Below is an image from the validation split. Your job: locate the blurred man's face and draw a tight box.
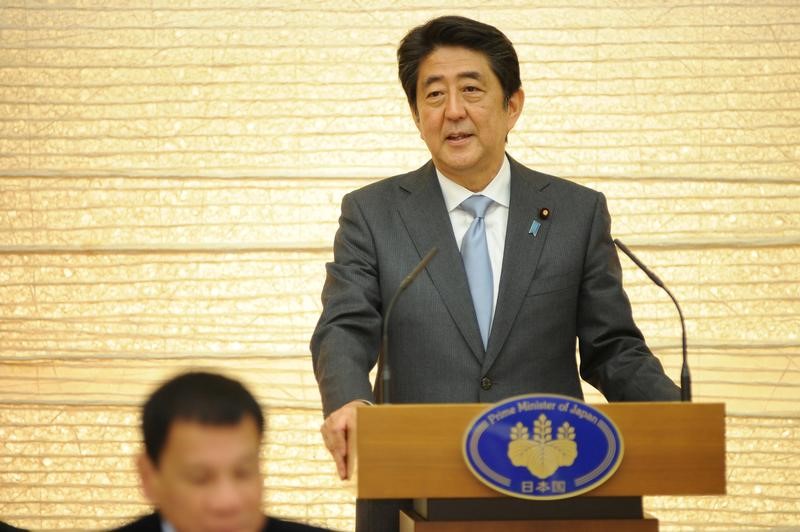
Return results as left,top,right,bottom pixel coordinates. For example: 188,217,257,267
138,417,264,532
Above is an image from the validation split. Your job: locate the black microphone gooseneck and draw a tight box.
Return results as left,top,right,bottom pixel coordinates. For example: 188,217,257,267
379,247,438,404
613,239,691,402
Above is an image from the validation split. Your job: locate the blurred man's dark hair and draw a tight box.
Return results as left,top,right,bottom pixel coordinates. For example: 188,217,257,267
142,371,265,466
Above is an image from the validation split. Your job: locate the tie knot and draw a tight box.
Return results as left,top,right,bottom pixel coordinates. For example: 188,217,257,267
460,194,493,219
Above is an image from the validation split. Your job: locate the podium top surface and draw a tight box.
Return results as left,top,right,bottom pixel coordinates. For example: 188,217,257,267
353,402,725,499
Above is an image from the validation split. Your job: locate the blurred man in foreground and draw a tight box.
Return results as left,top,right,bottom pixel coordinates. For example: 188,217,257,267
115,371,329,532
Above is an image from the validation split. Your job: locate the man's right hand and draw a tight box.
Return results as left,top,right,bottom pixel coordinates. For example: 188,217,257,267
320,399,364,480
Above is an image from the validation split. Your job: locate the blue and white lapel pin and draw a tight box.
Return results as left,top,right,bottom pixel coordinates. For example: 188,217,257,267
529,207,550,237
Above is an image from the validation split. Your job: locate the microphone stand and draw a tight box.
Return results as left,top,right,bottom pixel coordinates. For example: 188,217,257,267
614,239,691,402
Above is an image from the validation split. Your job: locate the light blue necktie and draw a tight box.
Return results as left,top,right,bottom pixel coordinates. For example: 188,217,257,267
460,195,494,349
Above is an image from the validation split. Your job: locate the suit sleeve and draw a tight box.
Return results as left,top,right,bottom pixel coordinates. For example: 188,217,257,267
310,192,382,417
576,193,681,401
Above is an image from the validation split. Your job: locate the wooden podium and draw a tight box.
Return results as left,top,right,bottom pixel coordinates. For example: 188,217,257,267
351,402,725,531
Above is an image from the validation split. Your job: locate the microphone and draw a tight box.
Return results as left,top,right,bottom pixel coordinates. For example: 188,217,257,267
379,247,438,404
614,239,691,402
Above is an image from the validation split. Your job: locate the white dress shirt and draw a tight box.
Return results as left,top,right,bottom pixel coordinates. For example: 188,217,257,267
436,155,510,323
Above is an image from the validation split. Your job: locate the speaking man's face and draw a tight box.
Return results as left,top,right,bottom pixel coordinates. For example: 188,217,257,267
138,417,264,532
413,46,523,190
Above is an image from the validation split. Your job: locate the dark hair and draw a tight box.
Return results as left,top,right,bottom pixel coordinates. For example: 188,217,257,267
398,15,521,113
142,371,265,465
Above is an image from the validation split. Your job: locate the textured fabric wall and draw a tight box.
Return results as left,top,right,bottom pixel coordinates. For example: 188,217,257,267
1,1,798,530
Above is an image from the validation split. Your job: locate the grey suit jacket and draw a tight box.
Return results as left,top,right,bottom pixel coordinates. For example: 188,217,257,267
311,155,680,417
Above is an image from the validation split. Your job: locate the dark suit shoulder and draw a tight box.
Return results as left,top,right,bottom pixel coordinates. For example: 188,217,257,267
264,516,331,531
508,156,601,200
109,512,161,532
346,160,435,201
0,521,30,532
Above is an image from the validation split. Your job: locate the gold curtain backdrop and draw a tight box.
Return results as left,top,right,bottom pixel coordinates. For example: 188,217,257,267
1,1,798,529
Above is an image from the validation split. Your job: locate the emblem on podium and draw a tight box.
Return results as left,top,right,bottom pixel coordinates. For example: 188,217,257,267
463,394,624,500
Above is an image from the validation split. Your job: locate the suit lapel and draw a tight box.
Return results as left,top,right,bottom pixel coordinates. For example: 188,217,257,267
397,162,487,362
484,157,552,370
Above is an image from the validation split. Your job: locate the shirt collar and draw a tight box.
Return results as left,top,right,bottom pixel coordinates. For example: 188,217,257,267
436,154,511,212
161,519,176,532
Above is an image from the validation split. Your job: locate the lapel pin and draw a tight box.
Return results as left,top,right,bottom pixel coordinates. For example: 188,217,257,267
529,207,550,237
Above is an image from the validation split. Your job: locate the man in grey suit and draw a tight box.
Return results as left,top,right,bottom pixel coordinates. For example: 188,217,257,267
311,15,680,531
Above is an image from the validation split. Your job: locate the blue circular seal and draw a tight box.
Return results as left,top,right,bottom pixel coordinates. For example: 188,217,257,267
462,394,624,500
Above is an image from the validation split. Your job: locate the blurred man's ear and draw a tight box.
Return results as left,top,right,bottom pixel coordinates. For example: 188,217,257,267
137,453,160,505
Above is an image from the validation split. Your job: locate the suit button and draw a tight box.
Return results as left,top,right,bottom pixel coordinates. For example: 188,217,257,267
480,377,492,390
